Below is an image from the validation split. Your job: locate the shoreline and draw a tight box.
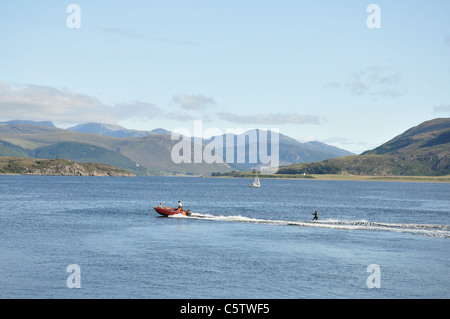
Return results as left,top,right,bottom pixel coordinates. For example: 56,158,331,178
207,173,450,183
307,174,450,183
1,172,449,183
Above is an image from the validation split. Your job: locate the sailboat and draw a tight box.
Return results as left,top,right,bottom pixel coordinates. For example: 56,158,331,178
249,173,261,187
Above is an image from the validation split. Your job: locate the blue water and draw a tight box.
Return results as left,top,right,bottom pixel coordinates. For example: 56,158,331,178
0,176,449,299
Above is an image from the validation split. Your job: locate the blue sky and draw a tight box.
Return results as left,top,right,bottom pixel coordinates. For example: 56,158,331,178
1,1,449,153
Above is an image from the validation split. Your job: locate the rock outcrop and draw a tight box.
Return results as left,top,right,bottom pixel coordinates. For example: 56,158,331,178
0,157,135,176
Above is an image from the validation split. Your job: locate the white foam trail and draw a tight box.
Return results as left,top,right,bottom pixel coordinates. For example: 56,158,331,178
176,213,450,238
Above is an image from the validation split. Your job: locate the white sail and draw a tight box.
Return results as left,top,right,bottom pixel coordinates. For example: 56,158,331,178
249,174,261,187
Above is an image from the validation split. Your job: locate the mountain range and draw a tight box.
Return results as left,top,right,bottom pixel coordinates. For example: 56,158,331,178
0,121,353,175
277,118,450,176
67,122,171,138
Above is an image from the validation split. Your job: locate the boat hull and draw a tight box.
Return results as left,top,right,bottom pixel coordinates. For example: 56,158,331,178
154,206,191,217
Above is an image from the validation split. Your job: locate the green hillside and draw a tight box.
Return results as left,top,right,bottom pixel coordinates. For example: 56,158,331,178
0,124,232,175
7,119,446,177
363,118,450,155
0,140,31,158
31,142,147,175
278,151,449,176
115,134,233,175
277,118,450,176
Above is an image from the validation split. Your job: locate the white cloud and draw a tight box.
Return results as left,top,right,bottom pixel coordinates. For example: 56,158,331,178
172,93,216,110
323,137,354,145
0,81,163,124
322,137,373,154
217,112,322,125
115,100,163,118
346,80,369,96
297,135,318,143
166,111,196,121
323,82,341,91
326,66,404,99
434,104,450,113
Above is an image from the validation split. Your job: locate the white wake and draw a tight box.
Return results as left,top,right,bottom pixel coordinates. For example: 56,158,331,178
169,212,450,238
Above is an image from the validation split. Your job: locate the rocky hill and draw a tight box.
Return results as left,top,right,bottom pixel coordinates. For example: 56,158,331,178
277,118,450,176
0,157,135,176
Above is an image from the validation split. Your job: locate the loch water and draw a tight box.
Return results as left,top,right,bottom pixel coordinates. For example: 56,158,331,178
0,175,449,299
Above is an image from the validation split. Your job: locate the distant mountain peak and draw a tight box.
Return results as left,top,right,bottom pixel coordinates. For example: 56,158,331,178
149,128,172,135
67,122,173,138
68,122,125,132
0,120,55,128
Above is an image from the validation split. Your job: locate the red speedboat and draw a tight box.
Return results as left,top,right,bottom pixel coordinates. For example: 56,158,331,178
154,206,191,217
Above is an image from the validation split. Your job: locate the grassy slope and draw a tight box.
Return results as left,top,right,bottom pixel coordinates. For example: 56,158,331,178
276,118,450,177
32,142,147,175
0,124,232,175
277,149,450,176
364,118,450,154
0,140,32,158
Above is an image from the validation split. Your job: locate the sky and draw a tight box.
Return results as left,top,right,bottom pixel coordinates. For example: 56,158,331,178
0,0,449,154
